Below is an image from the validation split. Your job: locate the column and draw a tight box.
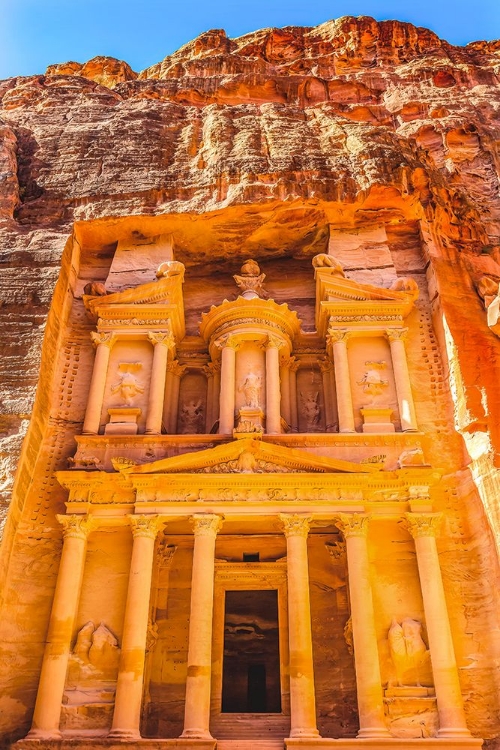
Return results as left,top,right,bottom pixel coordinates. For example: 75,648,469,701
212,362,221,429
279,514,320,738
109,515,164,739
146,331,174,435
386,328,418,431
280,355,292,428
319,357,336,432
182,514,224,739
405,513,471,737
165,360,186,434
203,363,215,433
82,332,116,434
335,514,390,738
266,335,283,435
289,358,299,432
28,515,96,739
327,329,355,433
218,336,239,434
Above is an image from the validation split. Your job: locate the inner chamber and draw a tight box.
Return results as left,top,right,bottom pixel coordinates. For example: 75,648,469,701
222,590,281,713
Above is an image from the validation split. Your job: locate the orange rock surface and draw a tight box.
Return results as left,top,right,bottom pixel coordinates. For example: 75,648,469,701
0,16,499,749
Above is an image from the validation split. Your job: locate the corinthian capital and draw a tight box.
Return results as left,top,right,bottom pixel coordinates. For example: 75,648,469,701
335,513,370,538
266,334,286,350
318,357,334,374
166,360,187,377
279,514,311,538
90,331,117,349
129,514,165,539
191,514,224,537
327,328,350,346
386,328,408,343
148,331,175,349
215,334,241,352
57,514,97,540
404,512,442,539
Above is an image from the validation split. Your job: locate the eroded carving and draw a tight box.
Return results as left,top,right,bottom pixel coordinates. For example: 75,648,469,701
357,361,389,396
233,259,266,299
239,372,262,408
180,400,204,434
312,254,345,275
300,391,321,430
388,617,429,688
111,363,144,405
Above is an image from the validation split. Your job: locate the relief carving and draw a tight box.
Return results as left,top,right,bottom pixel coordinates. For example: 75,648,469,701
388,617,429,688
312,253,345,275
68,621,121,683
156,260,185,278
357,361,389,396
180,399,204,434
111,363,144,405
239,372,262,408
300,391,321,430
233,259,266,299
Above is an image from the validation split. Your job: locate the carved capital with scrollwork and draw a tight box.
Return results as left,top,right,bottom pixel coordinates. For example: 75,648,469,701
166,360,187,378
215,334,242,352
325,540,346,560
279,514,311,538
90,331,117,349
335,513,370,538
327,328,351,346
129,514,165,540
318,357,334,374
404,512,442,539
191,513,224,537
266,334,286,351
57,514,98,540
148,331,175,349
202,361,221,378
386,327,408,343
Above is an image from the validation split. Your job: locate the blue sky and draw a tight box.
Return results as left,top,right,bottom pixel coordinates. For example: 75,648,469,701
1,0,499,80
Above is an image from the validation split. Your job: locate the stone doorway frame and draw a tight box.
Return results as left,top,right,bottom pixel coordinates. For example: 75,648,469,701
211,560,290,718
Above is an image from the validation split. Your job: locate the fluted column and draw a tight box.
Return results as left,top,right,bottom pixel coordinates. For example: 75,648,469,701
83,332,116,434
280,355,292,428
289,358,299,432
109,515,164,739
28,515,96,739
335,514,390,738
266,335,284,434
280,514,319,738
182,514,224,739
319,357,336,432
146,331,174,435
164,360,186,434
405,513,471,737
218,336,239,434
386,329,418,432
327,329,355,433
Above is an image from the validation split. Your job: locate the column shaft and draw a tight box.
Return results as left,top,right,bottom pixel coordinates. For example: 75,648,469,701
146,334,172,434
266,340,282,434
280,515,319,738
219,344,236,434
167,364,184,434
182,515,223,739
83,333,115,434
335,514,389,738
329,332,355,433
319,359,335,432
205,372,214,433
289,361,299,433
387,330,418,431
280,359,291,428
28,516,94,739
406,514,470,737
110,516,163,739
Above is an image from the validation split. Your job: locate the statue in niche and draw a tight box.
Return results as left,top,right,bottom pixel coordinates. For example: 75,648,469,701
68,621,120,684
300,391,321,430
233,259,267,299
180,400,204,433
388,617,429,687
111,363,144,405
357,361,388,397
239,372,262,408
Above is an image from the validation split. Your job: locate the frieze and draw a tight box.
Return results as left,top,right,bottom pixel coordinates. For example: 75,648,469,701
328,314,403,323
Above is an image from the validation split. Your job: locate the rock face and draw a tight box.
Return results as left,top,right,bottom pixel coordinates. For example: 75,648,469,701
0,15,500,748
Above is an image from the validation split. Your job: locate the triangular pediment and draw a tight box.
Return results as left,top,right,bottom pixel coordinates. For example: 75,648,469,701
118,438,381,475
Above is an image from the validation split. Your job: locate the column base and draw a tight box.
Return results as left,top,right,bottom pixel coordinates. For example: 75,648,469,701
107,729,141,740
357,728,392,738
339,428,356,433
438,728,473,738
289,729,321,739
180,730,214,740
25,729,63,740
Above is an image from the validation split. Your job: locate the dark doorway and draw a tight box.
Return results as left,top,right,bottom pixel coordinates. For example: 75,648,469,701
221,590,281,713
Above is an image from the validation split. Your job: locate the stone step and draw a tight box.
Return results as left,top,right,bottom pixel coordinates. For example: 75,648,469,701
216,741,285,750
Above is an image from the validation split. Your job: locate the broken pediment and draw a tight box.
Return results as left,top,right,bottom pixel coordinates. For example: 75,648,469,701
83,270,185,339
314,267,418,337
116,437,381,475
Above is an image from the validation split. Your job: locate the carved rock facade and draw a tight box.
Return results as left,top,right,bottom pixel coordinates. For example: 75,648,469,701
0,15,499,750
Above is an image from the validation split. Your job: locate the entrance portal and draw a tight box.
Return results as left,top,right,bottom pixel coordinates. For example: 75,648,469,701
221,590,281,713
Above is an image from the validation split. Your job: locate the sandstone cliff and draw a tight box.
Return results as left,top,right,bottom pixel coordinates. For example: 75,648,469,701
1,16,500,745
